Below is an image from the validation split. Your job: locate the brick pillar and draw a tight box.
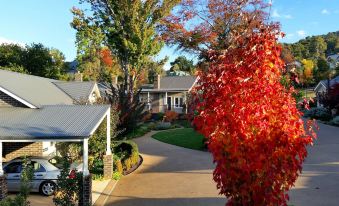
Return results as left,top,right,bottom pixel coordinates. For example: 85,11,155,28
78,175,92,206
103,154,113,179
0,175,7,200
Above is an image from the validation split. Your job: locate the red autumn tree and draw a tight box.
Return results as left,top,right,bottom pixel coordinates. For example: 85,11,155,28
192,24,316,206
161,0,269,61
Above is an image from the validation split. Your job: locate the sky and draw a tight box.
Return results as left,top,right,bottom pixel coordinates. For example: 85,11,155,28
0,0,338,70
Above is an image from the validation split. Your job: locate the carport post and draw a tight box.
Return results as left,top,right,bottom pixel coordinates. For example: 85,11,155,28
106,109,112,155
83,138,89,176
0,141,7,200
80,138,92,206
104,109,113,179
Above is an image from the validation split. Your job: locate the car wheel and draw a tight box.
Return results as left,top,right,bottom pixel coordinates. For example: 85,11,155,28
39,181,56,196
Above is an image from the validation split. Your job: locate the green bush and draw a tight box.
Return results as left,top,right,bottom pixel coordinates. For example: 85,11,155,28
153,112,164,121
155,122,172,130
303,107,332,121
331,116,339,126
112,171,122,180
112,141,139,173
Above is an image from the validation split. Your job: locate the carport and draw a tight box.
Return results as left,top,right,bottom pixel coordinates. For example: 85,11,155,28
0,105,113,205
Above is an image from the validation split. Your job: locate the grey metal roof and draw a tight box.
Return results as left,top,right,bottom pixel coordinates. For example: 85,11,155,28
0,105,110,140
53,82,96,102
159,76,197,90
0,70,73,107
315,76,339,92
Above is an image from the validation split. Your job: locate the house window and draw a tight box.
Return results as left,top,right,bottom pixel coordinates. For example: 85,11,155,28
174,97,184,108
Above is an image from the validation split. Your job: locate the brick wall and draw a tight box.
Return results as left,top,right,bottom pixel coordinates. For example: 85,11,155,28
0,176,7,200
0,91,27,107
3,142,43,162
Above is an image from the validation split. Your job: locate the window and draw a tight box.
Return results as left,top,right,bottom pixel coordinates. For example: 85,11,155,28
4,162,22,173
31,161,46,173
174,97,184,108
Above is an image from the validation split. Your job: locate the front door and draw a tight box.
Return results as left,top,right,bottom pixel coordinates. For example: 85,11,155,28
167,97,172,110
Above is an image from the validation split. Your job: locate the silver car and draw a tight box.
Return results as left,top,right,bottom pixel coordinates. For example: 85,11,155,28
3,156,60,196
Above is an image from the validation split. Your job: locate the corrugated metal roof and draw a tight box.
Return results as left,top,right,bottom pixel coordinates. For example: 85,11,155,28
160,76,197,90
53,82,96,102
0,105,110,140
0,70,73,107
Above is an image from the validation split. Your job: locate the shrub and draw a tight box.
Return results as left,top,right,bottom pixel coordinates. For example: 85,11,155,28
155,122,172,130
142,111,152,122
151,112,164,121
113,158,123,174
303,107,332,121
112,171,122,180
113,140,140,173
331,116,339,126
53,157,80,206
164,111,179,122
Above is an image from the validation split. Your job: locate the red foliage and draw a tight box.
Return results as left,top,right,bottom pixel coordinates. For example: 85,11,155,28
192,26,316,206
164,111,179,122
160,0,270,58
100,48,113,67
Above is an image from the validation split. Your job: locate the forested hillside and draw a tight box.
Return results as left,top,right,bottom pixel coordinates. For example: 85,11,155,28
281,31,339,86
283,31,339,61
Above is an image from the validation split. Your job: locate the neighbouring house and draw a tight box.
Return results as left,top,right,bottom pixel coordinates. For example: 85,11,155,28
314,75,339,107
327,54,339,69
0,69,102,162
140,75,198,114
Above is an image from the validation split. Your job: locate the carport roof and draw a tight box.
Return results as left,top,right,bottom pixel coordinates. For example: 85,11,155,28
0,105,110,141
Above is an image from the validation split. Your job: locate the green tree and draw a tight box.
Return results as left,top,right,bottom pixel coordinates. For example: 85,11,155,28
146,57,168,84
72,0,180,98
309,36,327,59
314,58,331,82
0,44,25,67
170,56,195,74
71,8,106,81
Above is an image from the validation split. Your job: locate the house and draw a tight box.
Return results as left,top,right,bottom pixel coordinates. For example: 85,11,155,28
0,70,114,204
327,54,339,69
314,75,339,107
140,75,198,114
0,69,102,162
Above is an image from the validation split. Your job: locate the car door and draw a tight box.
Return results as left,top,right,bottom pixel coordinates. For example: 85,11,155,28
31,161,47,190
4,162,22,191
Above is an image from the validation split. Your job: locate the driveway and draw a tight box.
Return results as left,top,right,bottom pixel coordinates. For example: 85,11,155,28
105,131,226,206
106,123,339,206
289,122,339,206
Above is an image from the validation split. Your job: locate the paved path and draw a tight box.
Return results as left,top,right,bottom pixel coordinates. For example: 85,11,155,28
289,122,339,206
105,131,226,206
106,123,339,206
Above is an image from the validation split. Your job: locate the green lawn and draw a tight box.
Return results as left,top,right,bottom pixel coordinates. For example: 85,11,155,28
152,128,206,151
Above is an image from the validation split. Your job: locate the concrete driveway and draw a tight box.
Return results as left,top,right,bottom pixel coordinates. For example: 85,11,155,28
105,131,226,206
106,123,339,206
289,122,339,206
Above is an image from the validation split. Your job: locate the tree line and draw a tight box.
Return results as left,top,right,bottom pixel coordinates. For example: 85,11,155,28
0,43,70,80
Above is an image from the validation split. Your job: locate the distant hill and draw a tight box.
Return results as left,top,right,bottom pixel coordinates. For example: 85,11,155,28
283,31,339,61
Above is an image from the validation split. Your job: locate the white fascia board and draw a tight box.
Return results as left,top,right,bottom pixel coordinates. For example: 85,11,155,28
0,86,37,108
188,76,200,92
89,106,111,135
